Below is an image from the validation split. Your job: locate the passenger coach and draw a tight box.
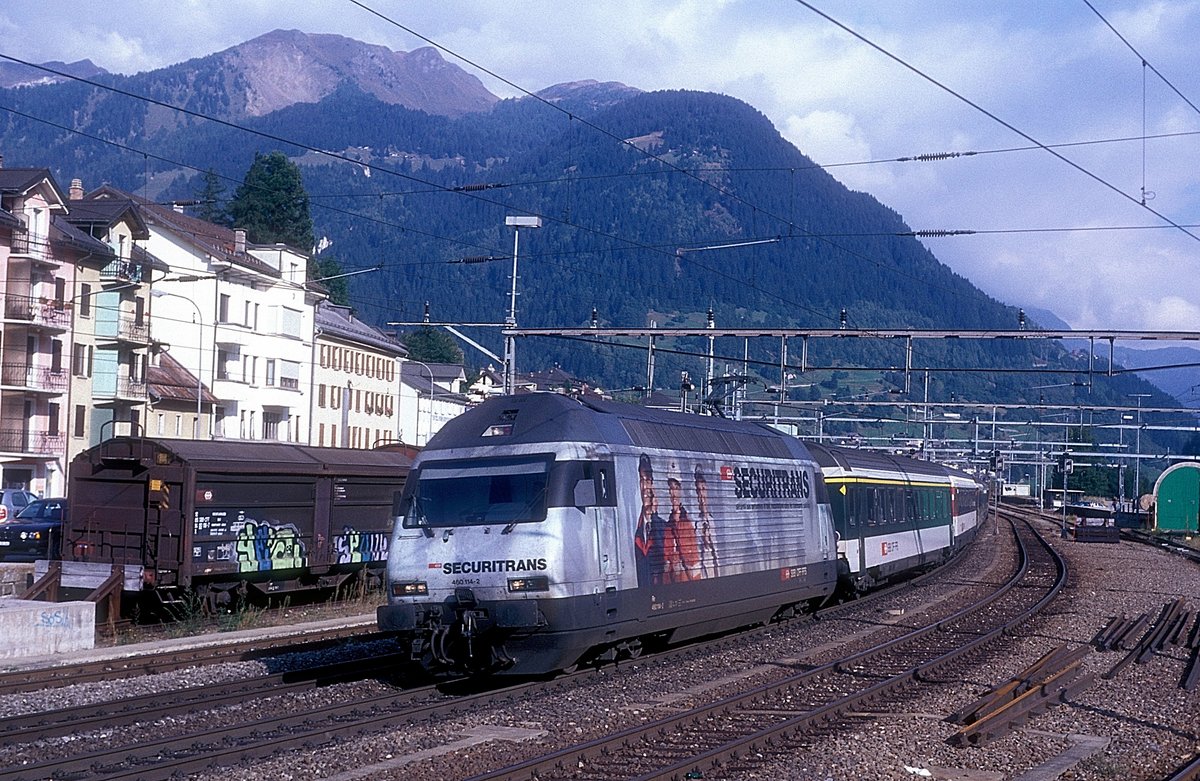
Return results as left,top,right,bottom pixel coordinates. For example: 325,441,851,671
806,443,984,593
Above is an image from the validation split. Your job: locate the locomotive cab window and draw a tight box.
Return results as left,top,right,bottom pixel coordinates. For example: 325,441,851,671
401,455,553,528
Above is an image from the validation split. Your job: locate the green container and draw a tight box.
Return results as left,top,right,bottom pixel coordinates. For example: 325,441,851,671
1152,464,1200,533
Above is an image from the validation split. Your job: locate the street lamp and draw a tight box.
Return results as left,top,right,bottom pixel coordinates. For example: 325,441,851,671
1128,393,1151,508
150,289,205,438
405,360,436,445
503,215,541,395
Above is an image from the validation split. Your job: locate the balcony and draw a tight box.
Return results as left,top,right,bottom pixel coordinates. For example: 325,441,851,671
99,258,143,282
8,231,57,266
1,294,71,331
0,428,65,456
116,376,148,401
0,363,68,393
97,315,150,345
118,316,149,345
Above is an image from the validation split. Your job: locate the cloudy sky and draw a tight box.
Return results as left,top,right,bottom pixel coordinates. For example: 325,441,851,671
5,0,1200,334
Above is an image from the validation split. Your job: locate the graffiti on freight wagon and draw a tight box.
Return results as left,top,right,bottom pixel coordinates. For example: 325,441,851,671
235,519,308,572
334,526,389,564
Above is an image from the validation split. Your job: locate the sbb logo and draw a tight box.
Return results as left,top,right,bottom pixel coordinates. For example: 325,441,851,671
880,541,900,557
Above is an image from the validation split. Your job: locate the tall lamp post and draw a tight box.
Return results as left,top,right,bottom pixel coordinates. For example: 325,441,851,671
1128,393,1151,508
502,215,541,395
151,289,205,438
405,360,436,445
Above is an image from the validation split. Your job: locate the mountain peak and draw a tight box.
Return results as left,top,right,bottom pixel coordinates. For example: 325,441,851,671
0,58,107,89
535,80,642,115
214,29,498,118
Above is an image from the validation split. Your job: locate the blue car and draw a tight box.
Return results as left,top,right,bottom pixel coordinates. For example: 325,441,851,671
0,498,66,560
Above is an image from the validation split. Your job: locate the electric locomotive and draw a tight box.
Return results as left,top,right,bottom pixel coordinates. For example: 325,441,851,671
378,393,839,675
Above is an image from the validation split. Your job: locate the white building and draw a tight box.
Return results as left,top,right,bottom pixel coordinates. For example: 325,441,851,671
85,186,317,442
397,361,471,447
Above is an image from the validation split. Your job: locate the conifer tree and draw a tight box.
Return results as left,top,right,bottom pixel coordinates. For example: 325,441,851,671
227,151,314,251
194,168,228,225
403,326,464,364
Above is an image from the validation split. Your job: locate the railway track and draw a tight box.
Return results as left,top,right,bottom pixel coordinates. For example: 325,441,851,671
20,505,1188,781
0,621,383,695
460,511,1063,780
0,513,995,781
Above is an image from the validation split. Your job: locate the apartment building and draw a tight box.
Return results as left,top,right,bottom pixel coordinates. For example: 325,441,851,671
312,301,407,448
64,184,163,448
83,186,316,442
0,168,89,494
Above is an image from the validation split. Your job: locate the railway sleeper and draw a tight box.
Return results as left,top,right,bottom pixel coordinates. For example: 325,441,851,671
949,669,1095,747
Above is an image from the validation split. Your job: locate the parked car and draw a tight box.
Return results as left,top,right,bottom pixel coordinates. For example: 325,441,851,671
0,497,66,560
0,488,36,524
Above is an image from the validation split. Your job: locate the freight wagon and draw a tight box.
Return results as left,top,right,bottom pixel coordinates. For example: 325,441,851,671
57,436,413,614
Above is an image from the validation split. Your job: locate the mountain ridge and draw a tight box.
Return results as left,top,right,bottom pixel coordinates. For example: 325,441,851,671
0,31,1182,425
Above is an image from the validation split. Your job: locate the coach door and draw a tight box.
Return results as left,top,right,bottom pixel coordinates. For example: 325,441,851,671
586,461,621,619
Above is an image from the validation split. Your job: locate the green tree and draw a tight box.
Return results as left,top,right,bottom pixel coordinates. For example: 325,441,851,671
227,151,314,251
194,168,228,225
403,326,463,364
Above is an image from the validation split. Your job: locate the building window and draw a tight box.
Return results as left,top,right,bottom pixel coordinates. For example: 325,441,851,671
48,402,60,435
79,284,91,317
215,406,226,438
218,294,230,323
74,405,86,438
279,307,302,337
319,344,329,368
265,359,276,387
73,344,91,378
318,423,325,447
157,413,164,436
280,360,299,390
55,277,66,306
244,301,252,328
175,414,182,437
318,384,326,408
51,340,63,373
217,349,231,380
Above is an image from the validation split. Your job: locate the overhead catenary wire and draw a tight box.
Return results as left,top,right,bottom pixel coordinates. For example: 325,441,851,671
790,0,1200,244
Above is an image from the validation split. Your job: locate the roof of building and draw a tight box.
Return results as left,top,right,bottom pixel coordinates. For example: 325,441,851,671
0,168,67,203
83,185,283,279
49,215,115,260
401,361,467,383
315,302,408,357
65,196,150,239
147,351,218,405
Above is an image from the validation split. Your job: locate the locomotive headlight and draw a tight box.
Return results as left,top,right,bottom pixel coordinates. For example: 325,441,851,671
391,581,429,597
507,575,549,593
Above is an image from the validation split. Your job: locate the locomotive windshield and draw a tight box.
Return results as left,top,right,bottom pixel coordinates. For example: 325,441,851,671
401,455,552,528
